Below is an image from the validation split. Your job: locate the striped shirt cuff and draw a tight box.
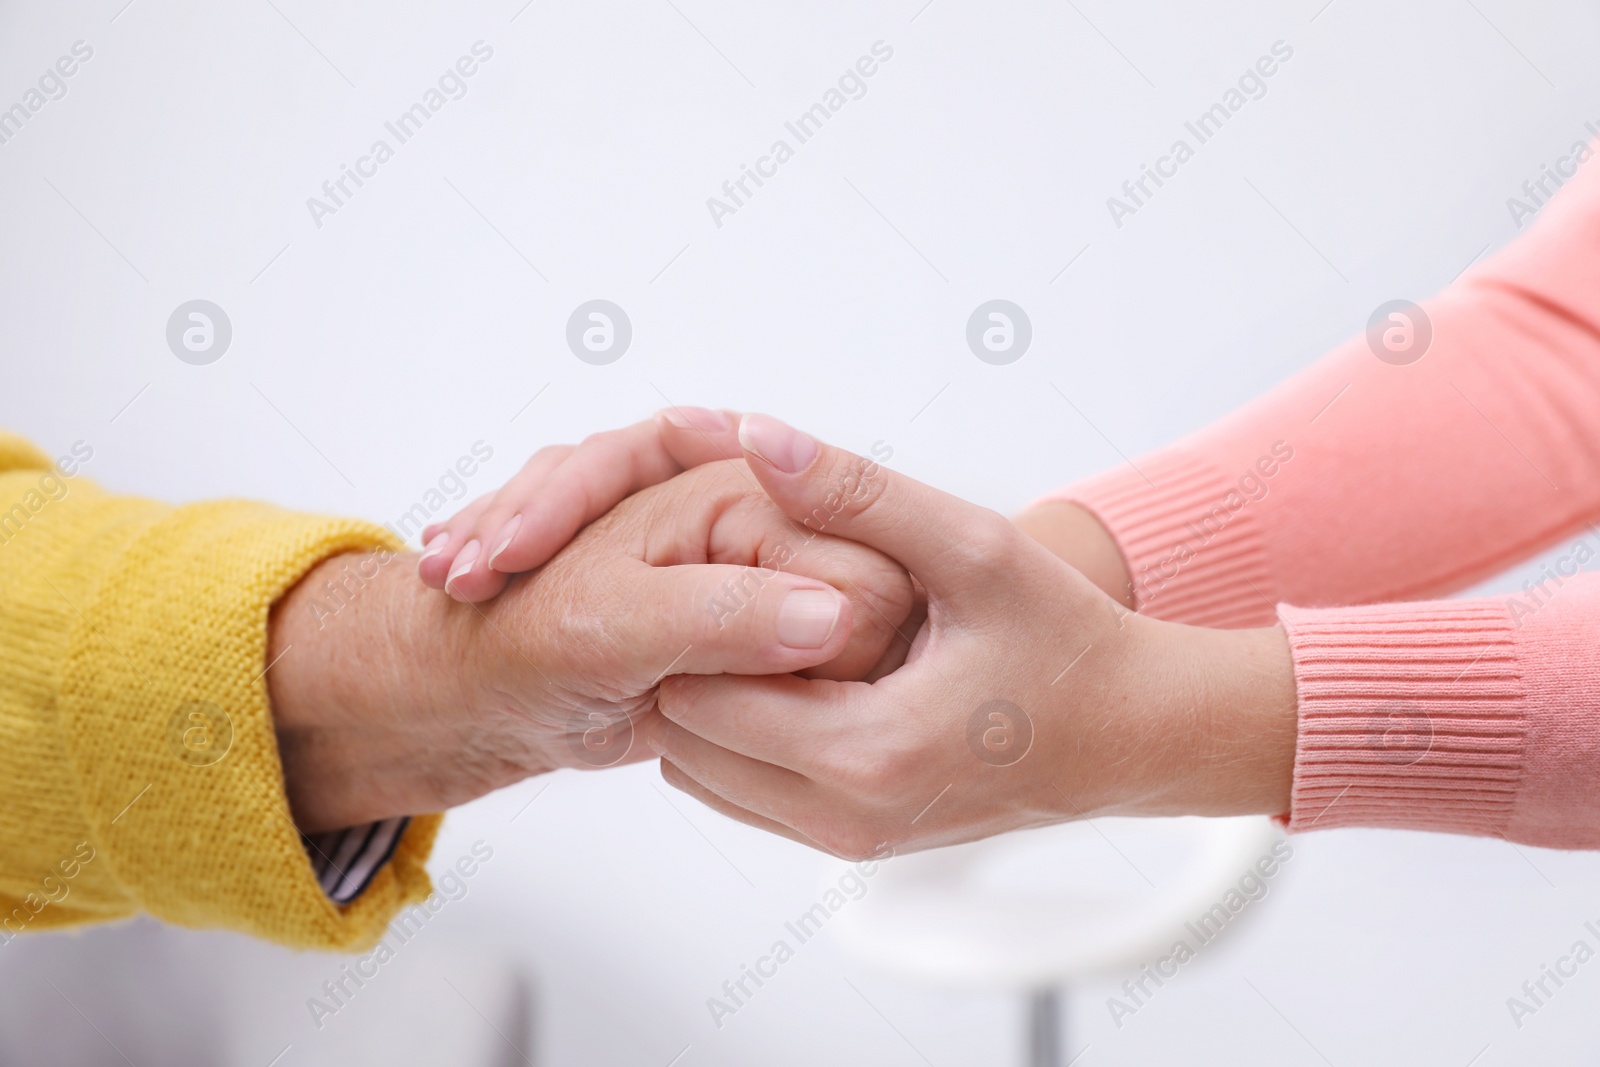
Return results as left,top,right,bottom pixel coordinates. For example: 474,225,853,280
302,817,410,905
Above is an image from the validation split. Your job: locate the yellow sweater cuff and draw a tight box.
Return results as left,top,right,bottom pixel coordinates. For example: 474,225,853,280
54,497,439,950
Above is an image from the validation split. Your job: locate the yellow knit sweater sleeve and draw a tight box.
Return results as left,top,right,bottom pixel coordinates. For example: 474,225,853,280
0,433,440,950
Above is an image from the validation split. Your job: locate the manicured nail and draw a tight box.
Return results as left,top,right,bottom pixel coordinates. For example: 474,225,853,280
662,406,730,433
777,588,844,649
487,515,521,570
419,532,449,563
739,414,817,474
446,540,480,591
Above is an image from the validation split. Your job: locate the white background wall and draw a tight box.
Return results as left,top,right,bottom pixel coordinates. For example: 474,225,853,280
3,0,1600,1063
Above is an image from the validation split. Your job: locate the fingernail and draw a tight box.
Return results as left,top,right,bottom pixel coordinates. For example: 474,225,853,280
645,719,669,756
662,406,730,433
487,515,521,570
777,588,844,649
446,540,480,591
419,532,449,563
739,414,817,474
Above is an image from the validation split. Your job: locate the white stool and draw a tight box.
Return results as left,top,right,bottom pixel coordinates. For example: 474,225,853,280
826,816,1284,1066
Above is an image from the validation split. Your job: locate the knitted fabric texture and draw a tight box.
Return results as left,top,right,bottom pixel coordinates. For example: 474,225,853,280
0,433,439,949
1044,143,1600,847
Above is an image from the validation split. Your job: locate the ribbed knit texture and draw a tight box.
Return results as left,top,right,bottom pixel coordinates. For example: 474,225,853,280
0,433,440,949
1280,600,1525,836
1060,452,1277,629
1042,145,1600,845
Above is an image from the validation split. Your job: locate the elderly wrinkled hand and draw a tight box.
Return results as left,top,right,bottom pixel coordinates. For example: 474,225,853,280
270,457,914,832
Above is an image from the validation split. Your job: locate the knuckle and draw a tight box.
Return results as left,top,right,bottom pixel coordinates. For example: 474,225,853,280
955,512,1019,574
579,429,625,453
672,460,755,519
849,552,916,625
551,602,624,670
803,455,889,536
687,458,750,490
828,739,915,805
529,444,573,468
476,503,518,532
698,568,765,631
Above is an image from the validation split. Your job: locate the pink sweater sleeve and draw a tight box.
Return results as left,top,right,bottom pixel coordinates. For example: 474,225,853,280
1045,146,1600,847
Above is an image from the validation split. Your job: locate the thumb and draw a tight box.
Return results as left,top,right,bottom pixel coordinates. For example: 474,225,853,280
654,406,746,467
630,562,856,679
736,413,1013,592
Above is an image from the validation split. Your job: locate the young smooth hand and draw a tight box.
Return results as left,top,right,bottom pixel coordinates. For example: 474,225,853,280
417,404,1143,615
647,415,1298,859
419,407,745,602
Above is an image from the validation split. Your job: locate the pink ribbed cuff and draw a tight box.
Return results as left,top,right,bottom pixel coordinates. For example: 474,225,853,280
1046,452,1277,629
1279,599,1527,837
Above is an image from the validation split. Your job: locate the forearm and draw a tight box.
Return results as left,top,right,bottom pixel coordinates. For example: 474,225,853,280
1015,505,1296,818
1013,492,1600,846
1040,152,1600,625
1147,621,1297,819
1064,609,1296,822
1135,573,1600,849
268,550,425,833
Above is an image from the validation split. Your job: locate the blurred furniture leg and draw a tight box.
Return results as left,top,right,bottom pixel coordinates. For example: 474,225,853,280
1027,988,1060,1067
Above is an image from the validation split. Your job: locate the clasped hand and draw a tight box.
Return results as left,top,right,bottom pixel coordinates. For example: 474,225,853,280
274,409,1295,851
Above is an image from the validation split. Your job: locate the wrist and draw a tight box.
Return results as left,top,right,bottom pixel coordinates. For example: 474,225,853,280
1131,619,1298,818
1013,500,1133,607
267,551,479,831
